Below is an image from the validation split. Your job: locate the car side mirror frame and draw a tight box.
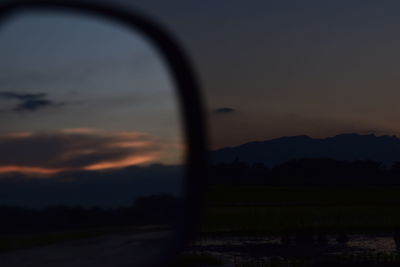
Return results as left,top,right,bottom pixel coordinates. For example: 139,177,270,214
0,1,207,266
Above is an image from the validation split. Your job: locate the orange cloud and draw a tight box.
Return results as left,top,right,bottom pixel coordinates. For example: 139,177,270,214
0,166,64,174
60,128,101,134
84,155,156,171
0,129,183,174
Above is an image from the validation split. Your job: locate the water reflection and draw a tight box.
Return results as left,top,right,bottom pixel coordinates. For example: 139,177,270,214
185,234,400,266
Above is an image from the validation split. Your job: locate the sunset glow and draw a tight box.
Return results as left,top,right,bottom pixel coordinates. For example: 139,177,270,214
0,166,65,174
0,129,182,175
84,155,156,171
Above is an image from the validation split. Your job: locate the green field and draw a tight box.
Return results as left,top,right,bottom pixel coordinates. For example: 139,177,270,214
202,185,400,235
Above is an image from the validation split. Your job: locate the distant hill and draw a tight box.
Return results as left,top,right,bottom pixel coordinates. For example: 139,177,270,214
211,133,400,167
0,164,183,208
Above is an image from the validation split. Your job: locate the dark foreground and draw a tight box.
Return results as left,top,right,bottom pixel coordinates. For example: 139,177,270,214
0,229,172,267
182,185,400,266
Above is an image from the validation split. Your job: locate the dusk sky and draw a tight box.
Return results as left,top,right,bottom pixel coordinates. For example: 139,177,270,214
0,11,184,174
125,1,400,149
2,1,400,174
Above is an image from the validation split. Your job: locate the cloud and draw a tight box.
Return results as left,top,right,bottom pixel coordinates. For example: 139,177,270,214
14,98,56,112
0,92,46,100
0,129,176,174
0,91,62,112
213,107,236,114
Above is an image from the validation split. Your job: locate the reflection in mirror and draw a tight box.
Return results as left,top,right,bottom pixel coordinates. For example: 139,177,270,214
0,10,184,266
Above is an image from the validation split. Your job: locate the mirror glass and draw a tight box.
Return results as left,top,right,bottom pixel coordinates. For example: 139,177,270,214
0,10,185,266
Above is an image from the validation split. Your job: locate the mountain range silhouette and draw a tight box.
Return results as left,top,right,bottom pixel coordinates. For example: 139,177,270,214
211,133,400,167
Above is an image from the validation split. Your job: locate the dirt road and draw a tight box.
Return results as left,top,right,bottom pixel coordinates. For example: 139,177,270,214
0,230,173,267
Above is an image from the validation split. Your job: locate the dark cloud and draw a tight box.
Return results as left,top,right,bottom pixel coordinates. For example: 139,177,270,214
0,92,46,100
0,91,62,112
14,99,56,112
213,107,236,114
0,130,164,172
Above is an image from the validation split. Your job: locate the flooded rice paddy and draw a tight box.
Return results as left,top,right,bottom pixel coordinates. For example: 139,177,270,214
185,234,400,266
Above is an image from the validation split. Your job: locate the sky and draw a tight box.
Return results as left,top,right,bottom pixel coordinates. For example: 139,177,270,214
125,0,400,149
0,10,184,175
2,1,400,175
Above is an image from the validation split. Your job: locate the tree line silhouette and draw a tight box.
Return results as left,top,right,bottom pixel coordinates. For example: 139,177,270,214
0,194,182,235
210,158,400,186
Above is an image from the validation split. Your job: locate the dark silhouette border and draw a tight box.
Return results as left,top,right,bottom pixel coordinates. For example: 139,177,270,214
0,1,208,266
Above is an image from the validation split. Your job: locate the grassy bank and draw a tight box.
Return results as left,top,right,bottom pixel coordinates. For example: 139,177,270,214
202,185,400,235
